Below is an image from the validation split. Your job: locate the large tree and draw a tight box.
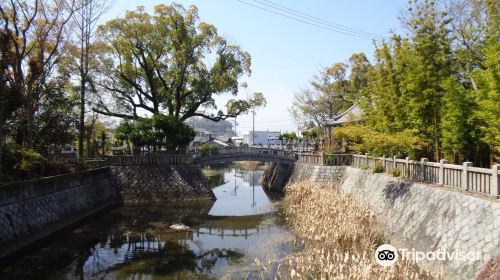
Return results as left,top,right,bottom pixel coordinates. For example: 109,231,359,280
93,3,265,124
0,29,23,169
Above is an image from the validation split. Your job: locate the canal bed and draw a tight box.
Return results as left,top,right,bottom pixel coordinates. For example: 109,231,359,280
0,164,295,279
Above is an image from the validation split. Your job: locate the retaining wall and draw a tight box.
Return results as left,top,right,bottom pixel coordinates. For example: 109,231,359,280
0,164,216,258
261,162,294,196
0,168,121,258
288,163,500,280
111,165,216,202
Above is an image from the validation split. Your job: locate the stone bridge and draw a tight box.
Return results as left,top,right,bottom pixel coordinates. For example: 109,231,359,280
193,148,296,166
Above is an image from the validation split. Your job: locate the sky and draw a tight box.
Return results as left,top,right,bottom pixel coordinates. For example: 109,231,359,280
100,0,407,135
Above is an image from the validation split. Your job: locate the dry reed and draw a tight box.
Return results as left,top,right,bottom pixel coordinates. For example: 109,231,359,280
255,181,437,279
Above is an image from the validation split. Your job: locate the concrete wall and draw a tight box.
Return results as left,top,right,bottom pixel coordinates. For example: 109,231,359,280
111,165,216,202
0,168,121,258
288,163,500,280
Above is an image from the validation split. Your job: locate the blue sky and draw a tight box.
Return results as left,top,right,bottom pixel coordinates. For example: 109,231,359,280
102,0,407,135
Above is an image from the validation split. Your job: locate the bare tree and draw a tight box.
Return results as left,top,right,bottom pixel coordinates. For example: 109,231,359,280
70,0,112,161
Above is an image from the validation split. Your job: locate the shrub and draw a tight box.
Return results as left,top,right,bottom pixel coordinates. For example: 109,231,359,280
360,164,369,170
197,143,218,156
373,162,384,173
390,168,401,177
332,124,426,158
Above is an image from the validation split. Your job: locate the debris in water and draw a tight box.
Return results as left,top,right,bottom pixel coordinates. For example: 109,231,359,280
170,223,191,230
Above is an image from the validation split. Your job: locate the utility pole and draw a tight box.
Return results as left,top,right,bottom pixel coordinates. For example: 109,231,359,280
234,117,237,137
252,109,256,147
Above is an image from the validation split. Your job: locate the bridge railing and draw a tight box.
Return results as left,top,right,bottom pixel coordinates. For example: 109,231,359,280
194,147,296,160
106,154,193,166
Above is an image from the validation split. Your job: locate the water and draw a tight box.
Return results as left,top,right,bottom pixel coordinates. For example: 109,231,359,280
0,164,295,280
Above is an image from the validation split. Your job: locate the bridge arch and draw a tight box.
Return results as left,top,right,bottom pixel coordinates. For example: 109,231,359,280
193,148,296,166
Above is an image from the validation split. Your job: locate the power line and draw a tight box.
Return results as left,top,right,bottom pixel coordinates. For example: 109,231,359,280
236,119,293,123
235,0,379,40
253,0,382,38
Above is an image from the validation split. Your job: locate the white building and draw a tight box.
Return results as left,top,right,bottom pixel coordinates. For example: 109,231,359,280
243,131,282,147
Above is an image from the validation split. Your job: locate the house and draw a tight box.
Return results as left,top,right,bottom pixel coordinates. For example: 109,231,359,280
324,104,364,151
326,104,364,128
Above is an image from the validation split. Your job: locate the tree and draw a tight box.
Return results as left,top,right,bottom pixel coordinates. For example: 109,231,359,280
473,0,500,164
93,4,265,125
115,121,133,154
0,0,78,148
347,52,372,99
70,0,111,161
290,64,353,128
440,77,471,162
0,29,23,169
402,0,453,160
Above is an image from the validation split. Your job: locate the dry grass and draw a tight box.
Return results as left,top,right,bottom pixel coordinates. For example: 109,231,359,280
255,181,437,279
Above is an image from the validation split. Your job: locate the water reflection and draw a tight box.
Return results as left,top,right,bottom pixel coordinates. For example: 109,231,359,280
0,165,294,280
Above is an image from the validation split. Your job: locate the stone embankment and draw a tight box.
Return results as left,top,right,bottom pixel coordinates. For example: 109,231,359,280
0,168,120,258
111,165,215,202
288,162,500,280
0,163,215,258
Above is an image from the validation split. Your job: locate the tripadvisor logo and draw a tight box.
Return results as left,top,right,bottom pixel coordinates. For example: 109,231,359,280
375,244,398,267
374,244,481,266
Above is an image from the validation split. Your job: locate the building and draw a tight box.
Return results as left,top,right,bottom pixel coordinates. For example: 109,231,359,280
326,104,364,127
243,130,282,147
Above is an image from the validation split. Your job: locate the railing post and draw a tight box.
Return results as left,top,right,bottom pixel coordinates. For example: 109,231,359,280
439,159,448,185
393,156,397,171
405,157,410,178
491,164,499,197
462,162,472,190
382,155,386,172
420,158,428,181
365,153,369,166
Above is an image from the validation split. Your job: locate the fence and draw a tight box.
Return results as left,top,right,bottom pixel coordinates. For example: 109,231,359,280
296,153,352,166
194,147,296,161
297,153,500,197
106,154,193,166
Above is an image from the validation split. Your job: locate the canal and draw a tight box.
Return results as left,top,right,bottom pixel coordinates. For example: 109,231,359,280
0,163,295,279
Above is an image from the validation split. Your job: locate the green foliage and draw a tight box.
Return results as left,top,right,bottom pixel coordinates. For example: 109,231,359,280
1,143,45,183
440,77,472,162
372,162,384,173
197,143,218,156
95,3,265,123
115,115,195,153
333,125,424,158
390,168,401,177
472,0,500,163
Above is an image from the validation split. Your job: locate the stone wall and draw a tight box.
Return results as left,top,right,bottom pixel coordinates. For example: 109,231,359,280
110,165,216,202
288,163,500,280
261,162,294,196
288,162,344,184
0,168,121,258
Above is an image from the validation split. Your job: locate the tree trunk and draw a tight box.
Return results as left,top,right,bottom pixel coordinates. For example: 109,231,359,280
0,106,4,171
78,75,85,162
